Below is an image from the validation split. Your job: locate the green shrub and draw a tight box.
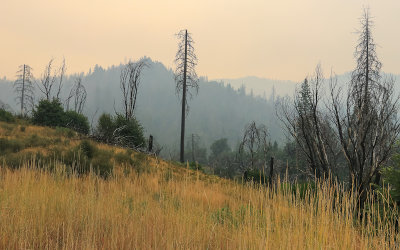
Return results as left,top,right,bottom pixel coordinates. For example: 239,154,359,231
66,129,75,138
64,111,90,135
3,151,43,169
33,99,64,127
96,113,115,143
91,150,113,178
96,113,145,149
114,115,145,148
189,161,203,171
78,140,97,159
33,100,90,135
132,153,148,174
382,153,400,205
244,169,268,185
20,126,26,132
291,182,316,199
0,138,25,155
114,151,134,165
0,109,15,122
64,148,90,174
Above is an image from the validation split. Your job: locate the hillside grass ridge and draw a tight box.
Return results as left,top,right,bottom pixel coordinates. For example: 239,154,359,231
0,121,398,249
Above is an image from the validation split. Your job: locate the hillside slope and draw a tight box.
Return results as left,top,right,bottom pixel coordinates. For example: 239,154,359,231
0,60,284,154
0,121,397,249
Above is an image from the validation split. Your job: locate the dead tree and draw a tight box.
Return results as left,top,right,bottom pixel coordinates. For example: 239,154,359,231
38,58,66,101
56,58,66,100
269,157,274,185
174,29,199,163
14,64,35,116
328,8,400,204
277,65,340,179
148,135,153,152
238,121,270,171
120,58,149,120
66,76,87,114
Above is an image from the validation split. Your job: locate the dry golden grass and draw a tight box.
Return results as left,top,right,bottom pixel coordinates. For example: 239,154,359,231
0,121,399,249
0,161,398,249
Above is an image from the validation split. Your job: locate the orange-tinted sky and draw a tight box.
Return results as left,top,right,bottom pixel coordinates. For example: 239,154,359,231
1,0,399,81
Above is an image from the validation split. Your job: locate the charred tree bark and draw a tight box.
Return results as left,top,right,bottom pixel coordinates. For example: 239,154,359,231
180,30,188,163
148,135,153,152
174,29,199,163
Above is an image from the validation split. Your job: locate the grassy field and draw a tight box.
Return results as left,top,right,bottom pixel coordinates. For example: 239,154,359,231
0,121,398,249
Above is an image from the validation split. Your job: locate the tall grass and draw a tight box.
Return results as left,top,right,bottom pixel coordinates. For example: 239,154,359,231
0,159,398,249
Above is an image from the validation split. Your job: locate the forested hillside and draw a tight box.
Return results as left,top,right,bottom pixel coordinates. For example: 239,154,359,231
0,59,287,155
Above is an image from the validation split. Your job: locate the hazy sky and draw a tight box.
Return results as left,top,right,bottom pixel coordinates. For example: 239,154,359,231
1,0,399,81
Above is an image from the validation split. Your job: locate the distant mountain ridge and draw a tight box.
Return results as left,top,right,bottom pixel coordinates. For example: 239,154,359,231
216,72,400,98
214,76,297,98
1,59,399,157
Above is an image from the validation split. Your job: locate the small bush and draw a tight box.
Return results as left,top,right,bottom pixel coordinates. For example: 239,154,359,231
0,109,15,122
20,126,26,132
96,113,115,143
91,151,113,178
114,151,134,165
0,138,25,155
132,153,148,174
64,111,90,135
96,113,145,149
64,148,90,174
79,140,97,159
32,99,64,127
382,154,400,205
244,169,268,185
33,100,90,135
3,151,43,169
189,161,203,172
114,115,145,148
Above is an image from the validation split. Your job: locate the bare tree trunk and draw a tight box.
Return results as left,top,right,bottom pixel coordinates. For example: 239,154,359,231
148,135,153,152
180,30,188,163
21,65,26,115
14,64,34,116
269,157,274,185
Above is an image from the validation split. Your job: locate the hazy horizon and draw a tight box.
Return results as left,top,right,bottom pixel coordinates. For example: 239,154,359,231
1,0,400,81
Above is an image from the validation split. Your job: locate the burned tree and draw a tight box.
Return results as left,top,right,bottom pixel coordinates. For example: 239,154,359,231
239,121,270,171
66,76,87,114
120,58,149,120
174,29,199,163
38,58,66,101
277,65,340,179
329,9,400,202
14,64,35,116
